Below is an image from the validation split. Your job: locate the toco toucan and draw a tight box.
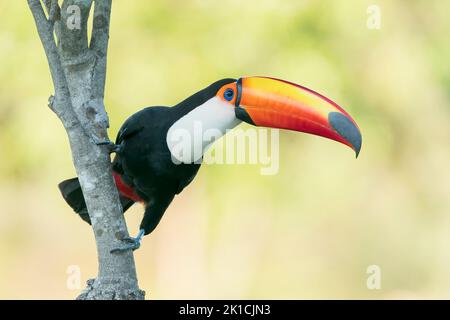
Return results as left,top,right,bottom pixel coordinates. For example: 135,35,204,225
58,76,362,253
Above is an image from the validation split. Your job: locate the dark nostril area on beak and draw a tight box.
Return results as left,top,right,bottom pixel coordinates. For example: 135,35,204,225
235,106,255,125
328,112,362,157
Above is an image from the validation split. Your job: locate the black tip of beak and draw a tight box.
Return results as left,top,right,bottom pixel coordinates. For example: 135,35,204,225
328,112,362,158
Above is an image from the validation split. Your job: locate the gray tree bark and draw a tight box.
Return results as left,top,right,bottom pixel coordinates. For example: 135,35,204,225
28,0,145,299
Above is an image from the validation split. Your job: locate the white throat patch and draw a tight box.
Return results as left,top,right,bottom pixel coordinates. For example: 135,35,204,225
166,97,241,164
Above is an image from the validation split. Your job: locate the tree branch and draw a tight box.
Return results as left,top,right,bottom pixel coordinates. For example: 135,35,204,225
43,0,60,22
28,0,144,300
90,0,111,99
43,0,62,45
59,0,93,62
28,0,77,127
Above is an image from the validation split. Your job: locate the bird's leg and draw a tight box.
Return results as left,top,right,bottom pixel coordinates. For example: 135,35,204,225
110,229,145,254
96,139,123,154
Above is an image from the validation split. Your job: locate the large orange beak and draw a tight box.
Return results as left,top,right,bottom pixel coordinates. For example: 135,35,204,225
234,76,362,157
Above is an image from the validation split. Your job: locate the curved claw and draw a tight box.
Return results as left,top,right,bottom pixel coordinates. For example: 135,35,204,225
110,229,145,254
110,237,141,254
96,140,123,154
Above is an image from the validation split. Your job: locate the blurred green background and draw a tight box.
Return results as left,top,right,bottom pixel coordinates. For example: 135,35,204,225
1,0,450,299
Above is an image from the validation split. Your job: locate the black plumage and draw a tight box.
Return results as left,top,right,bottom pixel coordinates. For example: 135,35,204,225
60,78,236,235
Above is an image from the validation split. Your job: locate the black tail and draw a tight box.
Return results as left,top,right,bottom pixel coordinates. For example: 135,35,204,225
58,177,135,224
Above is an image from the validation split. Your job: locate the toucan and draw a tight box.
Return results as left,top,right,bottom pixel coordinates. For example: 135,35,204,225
58,76,362,253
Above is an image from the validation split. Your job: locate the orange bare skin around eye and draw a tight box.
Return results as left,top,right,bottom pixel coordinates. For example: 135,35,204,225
216,83,238,104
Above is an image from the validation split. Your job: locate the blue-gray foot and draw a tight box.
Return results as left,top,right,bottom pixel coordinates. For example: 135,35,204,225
110,229,145,254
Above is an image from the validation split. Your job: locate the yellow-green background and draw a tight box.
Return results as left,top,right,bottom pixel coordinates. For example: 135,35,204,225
1,0,449,299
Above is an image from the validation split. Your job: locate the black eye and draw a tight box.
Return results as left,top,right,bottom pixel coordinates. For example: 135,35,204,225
224,88,234,101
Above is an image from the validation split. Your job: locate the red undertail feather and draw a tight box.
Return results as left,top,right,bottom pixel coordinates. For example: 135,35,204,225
113,172,143,203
